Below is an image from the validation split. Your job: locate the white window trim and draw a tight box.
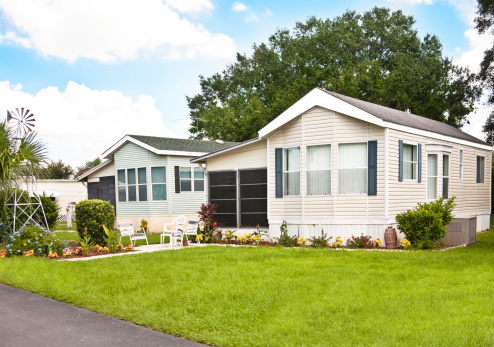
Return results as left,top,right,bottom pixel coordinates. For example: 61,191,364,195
402,142,418,181
459,149,463,180
151,166,167,201
117,167,148,203
337,142,368,196
137,167,148,202
442,154,449,198
117,169,127,203
193,167,205,192
283,147,301,196
179,167,193,192
306,144,332,196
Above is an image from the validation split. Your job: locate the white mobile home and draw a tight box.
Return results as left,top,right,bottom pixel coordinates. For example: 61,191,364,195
192,88,491,241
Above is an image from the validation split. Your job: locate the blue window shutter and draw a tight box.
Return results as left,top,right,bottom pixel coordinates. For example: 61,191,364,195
275,148,283,198
368,141,377,196
398,140,403,182
417,143,422,183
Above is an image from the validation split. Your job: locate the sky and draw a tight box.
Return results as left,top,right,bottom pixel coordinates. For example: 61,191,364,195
0,0,491,168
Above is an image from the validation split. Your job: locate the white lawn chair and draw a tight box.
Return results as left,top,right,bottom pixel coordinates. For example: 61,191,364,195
118,220,148,246
183,219,201,245
161,215,186,247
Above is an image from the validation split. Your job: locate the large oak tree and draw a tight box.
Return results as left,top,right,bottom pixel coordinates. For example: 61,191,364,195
187,7,480,142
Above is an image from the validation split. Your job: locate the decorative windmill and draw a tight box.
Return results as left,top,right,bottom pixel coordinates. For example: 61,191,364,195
7,108,36,139
4,108,49,232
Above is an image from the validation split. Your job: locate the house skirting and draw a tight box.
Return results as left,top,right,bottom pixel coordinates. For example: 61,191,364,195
116,215,197,233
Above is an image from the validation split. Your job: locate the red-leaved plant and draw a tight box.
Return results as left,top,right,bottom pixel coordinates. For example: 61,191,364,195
197,202,218,243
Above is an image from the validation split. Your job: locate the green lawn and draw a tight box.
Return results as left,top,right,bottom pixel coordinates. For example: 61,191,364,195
1,232,494,346
54,221,77,231
53,231,166,245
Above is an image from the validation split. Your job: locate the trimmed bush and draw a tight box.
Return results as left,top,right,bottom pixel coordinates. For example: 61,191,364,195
37,196,60,231
75,200,115,245
4,225,64,257
395,197,456,249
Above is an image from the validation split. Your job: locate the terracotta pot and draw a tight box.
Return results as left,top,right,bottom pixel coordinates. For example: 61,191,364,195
384,226,397,249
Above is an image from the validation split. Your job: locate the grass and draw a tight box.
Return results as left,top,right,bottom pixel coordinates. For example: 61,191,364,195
54,221,77,231
53,231,165,245
1,232,494,346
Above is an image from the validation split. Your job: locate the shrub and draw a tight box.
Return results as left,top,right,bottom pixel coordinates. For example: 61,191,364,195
346,234,378,249
37,195,60,230
197,202,218,243
3,225,64,257
309,230,332,248
274,221,298,247
75,200,115,245
395,197,455,249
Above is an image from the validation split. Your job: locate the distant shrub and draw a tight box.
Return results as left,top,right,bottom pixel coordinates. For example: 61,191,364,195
395,197,455,249
4,225,64,257
37,196,60,230
75,200,115,245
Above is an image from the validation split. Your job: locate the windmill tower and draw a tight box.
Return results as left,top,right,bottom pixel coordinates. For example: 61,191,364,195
4,108,49,232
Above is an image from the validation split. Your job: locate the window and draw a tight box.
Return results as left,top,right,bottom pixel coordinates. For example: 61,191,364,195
459,150,463,179
477,156,485,183
306,145,331,195
427,154,438,199
180,167,192,191
403,144,417,180
151,167,167,200
283,147,300,196
127,168,137,201
194,168,204,191
443,155,449,198
117,169,126,202
338,143,367,194
138,167,147,201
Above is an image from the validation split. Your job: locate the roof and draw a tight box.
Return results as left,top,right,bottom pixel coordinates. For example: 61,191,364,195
321,89,488,146
258,88,491,150
102,134,237,159
191,138,264,163
75,167,92,178
77,159,113,181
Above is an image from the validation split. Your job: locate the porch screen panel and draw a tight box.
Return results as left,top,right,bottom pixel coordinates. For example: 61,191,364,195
209,171,237,226
240,169,268,227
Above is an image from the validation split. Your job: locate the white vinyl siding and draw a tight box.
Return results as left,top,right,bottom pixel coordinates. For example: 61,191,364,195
427,154,438,200
306,145,331,195
284,147,300,196
403,144,417,180
459,150,463,180
338,143,367,194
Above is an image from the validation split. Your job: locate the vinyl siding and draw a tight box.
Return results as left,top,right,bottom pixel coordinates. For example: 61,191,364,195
388,128,491,220
114,142,204,217
207,140,267,171
268,106,385,222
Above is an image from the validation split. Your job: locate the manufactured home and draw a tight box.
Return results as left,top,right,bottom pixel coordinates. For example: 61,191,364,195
192,88,492,241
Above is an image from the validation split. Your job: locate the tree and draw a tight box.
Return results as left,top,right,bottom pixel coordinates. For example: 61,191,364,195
187,7,481,142
39,160,74,179
76,157,101,173
475,0,494,144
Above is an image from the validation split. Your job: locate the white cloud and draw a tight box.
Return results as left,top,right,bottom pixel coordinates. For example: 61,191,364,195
453,29,492,73
0,0,235,62
385,0,477,23
232,2,248,12
0,81,185,168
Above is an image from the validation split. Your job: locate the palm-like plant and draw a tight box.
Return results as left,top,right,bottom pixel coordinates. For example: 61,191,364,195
0,120,47,198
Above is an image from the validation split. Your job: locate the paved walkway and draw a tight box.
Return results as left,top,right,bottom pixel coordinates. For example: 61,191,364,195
0,283,205,347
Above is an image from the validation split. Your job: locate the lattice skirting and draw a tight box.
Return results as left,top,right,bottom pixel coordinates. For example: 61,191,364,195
57,215,76,222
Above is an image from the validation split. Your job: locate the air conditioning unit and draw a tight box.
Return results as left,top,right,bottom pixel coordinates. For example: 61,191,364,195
443,217,477,246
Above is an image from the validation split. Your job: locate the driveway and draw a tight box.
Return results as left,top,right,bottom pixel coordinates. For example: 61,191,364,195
0,283,204,347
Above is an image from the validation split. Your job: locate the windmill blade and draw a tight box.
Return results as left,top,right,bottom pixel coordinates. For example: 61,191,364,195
25,113,35,120
7,110,12,122
21,108,25,117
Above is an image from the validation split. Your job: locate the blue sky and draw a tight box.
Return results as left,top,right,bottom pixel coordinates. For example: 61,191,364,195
0,0,489,167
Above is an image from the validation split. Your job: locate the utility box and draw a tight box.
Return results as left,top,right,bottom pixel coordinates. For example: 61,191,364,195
443,217,477,246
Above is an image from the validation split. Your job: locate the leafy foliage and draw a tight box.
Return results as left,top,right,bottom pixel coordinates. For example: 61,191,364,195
197,202,218,243
102,225,118,253
38,195,60,230
395,197,456,249
76,157,102,173
3,225,64,257
75,199,115,245
274,221,298,247
346,234,379,249
187,7,480,142
308,230,332,248
39,160,74,179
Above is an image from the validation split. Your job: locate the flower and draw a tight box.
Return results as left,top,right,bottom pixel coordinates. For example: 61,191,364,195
48,251,58,259
62,249,73,258
197,234,204,240
0,250,6,258
374,238,382,246
116,244,124,251
23,250,34,257
297,237,307,246
213,222,217,227
125,243,134,251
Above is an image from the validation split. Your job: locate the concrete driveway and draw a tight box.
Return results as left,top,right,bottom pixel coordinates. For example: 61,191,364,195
0,283,205,347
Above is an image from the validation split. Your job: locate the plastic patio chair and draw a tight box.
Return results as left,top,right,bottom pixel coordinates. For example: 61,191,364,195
117,220,148,246
183,219,201,245
161,215,186,247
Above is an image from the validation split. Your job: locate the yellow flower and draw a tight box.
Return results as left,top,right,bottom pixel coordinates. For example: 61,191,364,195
197,234,204,240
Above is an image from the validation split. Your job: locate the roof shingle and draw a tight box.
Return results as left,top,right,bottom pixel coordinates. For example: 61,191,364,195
128,135,236,153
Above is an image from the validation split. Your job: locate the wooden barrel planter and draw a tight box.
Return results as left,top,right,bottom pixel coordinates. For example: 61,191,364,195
384,226,397,249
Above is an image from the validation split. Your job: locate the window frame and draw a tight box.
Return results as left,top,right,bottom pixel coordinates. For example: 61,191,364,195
117,169,127,203
117,167,148,202
442,154,449,199
402,143,418,181
137,167,148,202
179,167,193,192
337,142,368,195
194,167,205,192
427,154,438,200
151,166,167,201
306,144,332,196
283,147,301,196
459,149,463,180
477,155,485,184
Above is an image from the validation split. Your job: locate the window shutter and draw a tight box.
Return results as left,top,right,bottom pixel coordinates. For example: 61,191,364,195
398,140,403,182
275,148,283,198
417,143,422,183
368,141,377,195
174,166,180,193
